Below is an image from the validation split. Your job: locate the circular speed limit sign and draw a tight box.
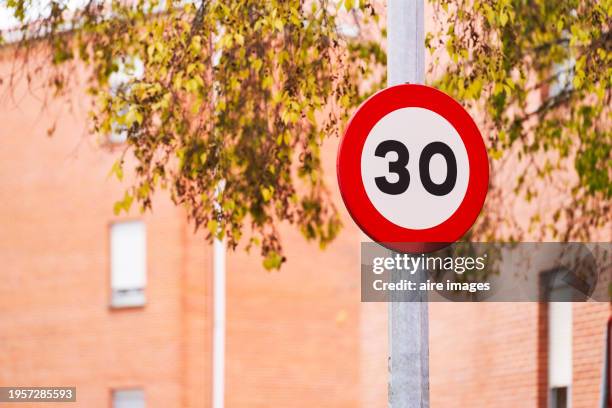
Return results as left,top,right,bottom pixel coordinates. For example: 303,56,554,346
337,84,488,252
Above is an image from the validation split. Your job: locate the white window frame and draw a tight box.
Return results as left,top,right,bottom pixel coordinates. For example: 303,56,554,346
108,56,144,144
545,268,573,408
110,220,147,308
112,388,145,408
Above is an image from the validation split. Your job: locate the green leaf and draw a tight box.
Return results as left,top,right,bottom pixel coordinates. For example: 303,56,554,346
263,252,283,270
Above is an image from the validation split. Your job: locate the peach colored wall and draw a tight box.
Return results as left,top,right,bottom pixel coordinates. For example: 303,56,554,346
0,51,383,407
224,134,379,407
0,55,211,407
430,303,542,407
429,302,610,408
572,303,611,408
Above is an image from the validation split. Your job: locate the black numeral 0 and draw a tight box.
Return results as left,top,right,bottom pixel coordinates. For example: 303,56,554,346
374,140,457,196
419,141,457,196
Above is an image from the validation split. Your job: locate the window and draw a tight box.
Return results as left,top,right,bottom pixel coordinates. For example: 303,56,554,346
113,389,145,408
546,269,573,408
108,57,144,144
336,0,361,38
548,26,576,99
549,56,575,98
550,387,568,408
110,221,146,308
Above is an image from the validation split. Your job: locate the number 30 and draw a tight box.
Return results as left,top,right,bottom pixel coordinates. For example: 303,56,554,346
374,140,457,196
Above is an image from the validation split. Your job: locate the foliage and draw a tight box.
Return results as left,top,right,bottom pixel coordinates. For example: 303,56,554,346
0,0,385,269
428,0,611,241
3,0,609,269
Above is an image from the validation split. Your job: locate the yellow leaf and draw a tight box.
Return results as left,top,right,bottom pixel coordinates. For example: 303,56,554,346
262,75,273,89
125,107,143,127
273,19,284,31
108,160,123,181
499,11,508,26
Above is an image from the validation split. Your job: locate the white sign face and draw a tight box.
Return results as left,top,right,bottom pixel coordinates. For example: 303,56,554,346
360,107,470,230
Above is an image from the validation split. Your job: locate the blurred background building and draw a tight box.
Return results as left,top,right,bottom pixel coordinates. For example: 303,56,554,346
0,11,610,408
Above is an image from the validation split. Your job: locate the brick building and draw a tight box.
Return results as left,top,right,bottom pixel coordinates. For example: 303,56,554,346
0,21,609,408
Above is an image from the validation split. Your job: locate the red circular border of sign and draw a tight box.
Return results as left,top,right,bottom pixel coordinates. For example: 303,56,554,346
337,84,489,253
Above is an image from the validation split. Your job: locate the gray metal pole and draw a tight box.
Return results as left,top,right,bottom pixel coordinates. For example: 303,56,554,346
387,1,429,407
388,0,425,86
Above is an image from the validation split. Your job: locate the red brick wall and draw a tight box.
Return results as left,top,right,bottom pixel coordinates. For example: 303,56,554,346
0,56,211,407
224,135,367,407
537,302,549,408
429,302,610,408
0,53,372,408
1,46,608,408
572,303,610,408
430,303,542,408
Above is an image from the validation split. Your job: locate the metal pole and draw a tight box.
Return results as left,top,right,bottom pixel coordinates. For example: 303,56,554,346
212,238,225,408
388,0,425,86
212,24,225,406
387,1,429,407
212,185,226,408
